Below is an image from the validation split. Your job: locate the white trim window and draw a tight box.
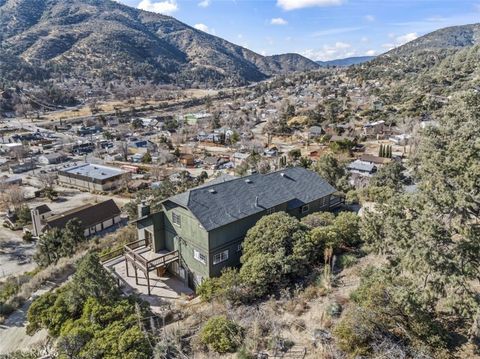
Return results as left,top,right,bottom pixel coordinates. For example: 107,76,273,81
301,204,310,214
172,212,181,227
237,243,242,252
266,207,275,215
193,249,207,264
213,250,229,265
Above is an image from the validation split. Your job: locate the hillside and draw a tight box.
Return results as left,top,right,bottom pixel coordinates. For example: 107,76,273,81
352,23,480,82
0,0,320,88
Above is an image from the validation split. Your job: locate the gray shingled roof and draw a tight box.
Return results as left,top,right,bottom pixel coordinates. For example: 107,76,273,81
165,167,336,231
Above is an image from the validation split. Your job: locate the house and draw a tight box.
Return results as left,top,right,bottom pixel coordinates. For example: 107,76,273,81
359,154,392,167
38,153,68,165
363,120,385,136
31,199,122,237
389,134,410,145
180,154,195,167
9,161,36,174
308,126,324,138
134,167,343,289
57,163,128,192
347,160,377,176
232,152,251,166
31,204,54,222
0,175,22,186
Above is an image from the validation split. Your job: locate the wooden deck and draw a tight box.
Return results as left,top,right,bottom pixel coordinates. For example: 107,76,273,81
101,239,180,296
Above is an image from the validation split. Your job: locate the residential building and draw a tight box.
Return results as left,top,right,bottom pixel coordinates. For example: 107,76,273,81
359,154,392,167
38,153,68,165
31,199,122,237
134,167,342,289
57,163,128,192
9,161,36,174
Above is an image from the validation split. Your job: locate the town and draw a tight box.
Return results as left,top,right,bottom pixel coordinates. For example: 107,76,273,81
0,0,479,358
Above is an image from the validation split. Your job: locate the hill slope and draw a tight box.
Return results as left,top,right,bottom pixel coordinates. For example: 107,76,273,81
0,0,320,87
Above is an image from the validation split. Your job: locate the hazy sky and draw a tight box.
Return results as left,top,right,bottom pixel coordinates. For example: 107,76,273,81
117,0,480,60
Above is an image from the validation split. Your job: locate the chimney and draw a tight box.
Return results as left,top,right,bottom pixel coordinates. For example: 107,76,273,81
255,196,259,207
138,200,151,219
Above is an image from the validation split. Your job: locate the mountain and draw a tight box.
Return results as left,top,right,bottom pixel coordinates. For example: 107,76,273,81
349,23,480,86
0,0,320,88
317,56,375,67
367,23,480,71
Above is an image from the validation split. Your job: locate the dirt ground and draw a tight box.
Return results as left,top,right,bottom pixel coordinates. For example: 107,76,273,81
0,283,54,355
0,226,35,280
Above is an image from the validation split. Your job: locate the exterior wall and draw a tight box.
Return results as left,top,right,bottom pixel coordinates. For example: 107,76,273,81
137,212,165,252
58,174,124,192
162,203,210,287
287,195,331,218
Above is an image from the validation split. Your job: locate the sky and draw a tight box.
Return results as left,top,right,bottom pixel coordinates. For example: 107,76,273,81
117,0,480,61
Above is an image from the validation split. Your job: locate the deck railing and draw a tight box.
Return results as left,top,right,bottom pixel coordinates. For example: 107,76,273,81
147,250,179,271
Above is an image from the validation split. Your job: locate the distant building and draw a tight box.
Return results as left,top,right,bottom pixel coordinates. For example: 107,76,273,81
9,161,36,174
308,126,324,138
31,199,122,237
363,120,385,136
347,159,377,176
57,163,128,192
389,134,410,145
38,153,68,165
359,154,392,167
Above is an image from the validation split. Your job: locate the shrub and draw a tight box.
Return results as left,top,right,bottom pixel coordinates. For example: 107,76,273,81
199,316,244,353
197,268,244,303
326,302,342,317
337,253,358,269
23,232,34,242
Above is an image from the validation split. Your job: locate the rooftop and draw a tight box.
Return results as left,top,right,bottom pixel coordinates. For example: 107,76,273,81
60,163,126,180
166,167,336,231
46,199,121,229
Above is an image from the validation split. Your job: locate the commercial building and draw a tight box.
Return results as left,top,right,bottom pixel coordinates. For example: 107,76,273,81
57,163,128,192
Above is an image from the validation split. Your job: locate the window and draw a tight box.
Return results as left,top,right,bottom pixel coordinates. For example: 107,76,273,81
301,204,310,214
193,249,207,264
266,207,275,215
213,250,229,265
172,212,181,226
237,244,242,252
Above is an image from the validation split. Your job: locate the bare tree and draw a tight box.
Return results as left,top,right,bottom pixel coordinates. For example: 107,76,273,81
0,185,25,210
38,172,57,189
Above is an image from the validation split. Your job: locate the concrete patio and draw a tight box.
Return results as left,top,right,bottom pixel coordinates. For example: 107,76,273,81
103,247,194,312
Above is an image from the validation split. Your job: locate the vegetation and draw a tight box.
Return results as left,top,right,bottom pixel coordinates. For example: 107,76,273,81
199,316,244,353
34,219,86,267
337,91,480,357
27,253,153,358
199,210,360,303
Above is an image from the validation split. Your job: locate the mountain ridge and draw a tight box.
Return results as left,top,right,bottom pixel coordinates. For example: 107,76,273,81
0,0,320,87
317,56,376,67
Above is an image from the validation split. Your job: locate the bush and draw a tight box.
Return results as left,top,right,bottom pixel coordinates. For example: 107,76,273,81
326,302,342,317
0,302,14,316
22,232,34,242
301,212,335,228
199,316,244,353
337,253,358,269
197,268,244,304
